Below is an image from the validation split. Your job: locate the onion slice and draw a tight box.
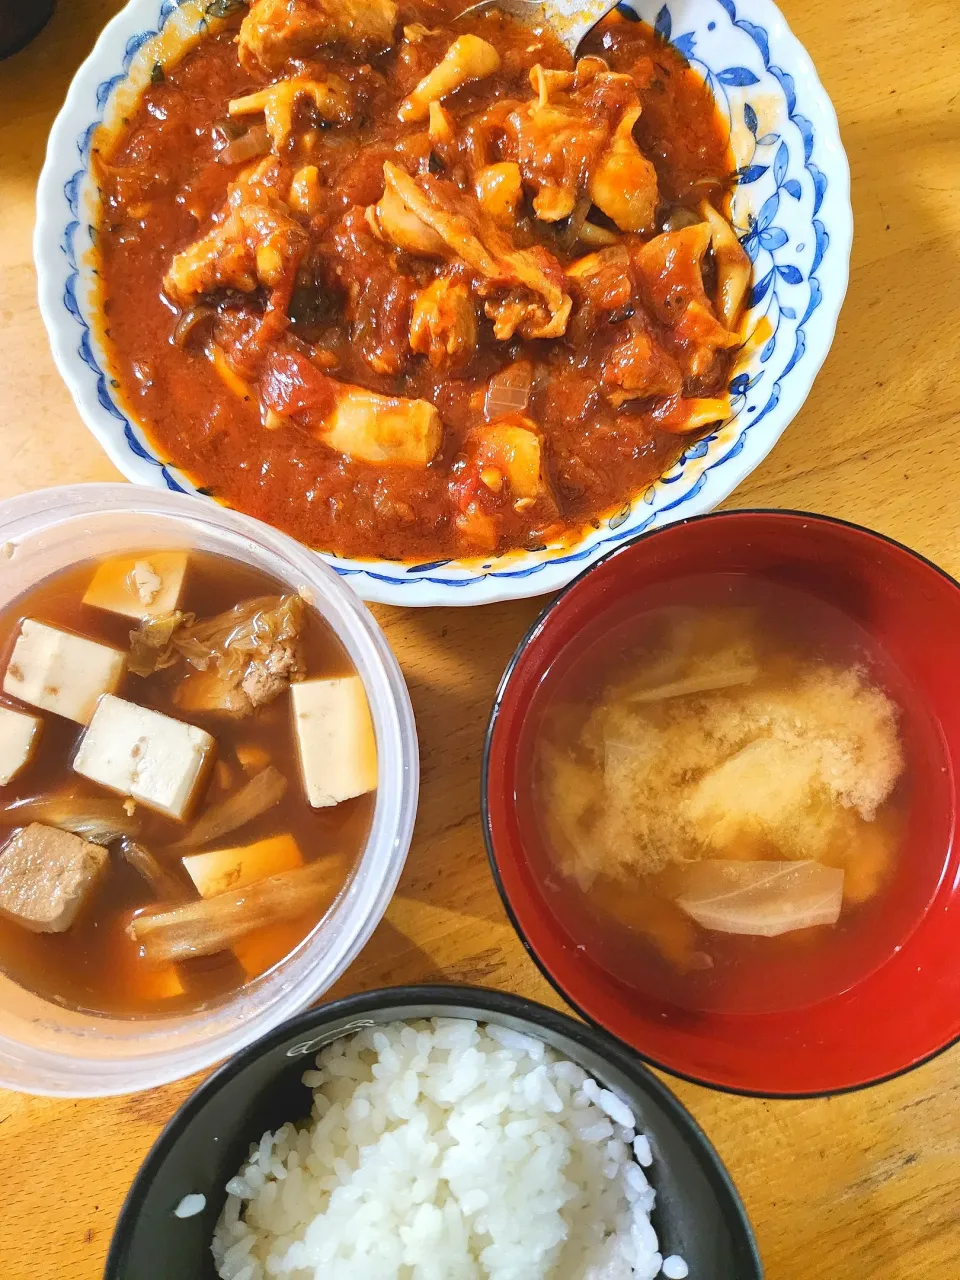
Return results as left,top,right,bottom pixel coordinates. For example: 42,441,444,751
217,123,270,165
168,766,287,852
127,859,340,962
625,665,758,703
1,793,140,844
674,859,845,937
120,838,187,900
172,307,216,351
484,360,532,420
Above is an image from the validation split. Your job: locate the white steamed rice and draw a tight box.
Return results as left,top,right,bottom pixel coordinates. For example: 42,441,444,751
211,1019,688,1280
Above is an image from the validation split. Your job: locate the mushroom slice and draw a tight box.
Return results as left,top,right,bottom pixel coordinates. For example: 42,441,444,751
700,201,752,329
228,77,352,150
399,35,501,123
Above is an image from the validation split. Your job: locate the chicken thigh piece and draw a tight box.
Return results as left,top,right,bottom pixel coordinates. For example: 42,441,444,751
238,0,397,72
368,163,572,340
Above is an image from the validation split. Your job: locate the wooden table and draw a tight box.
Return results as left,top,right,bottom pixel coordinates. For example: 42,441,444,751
1,1,958,1275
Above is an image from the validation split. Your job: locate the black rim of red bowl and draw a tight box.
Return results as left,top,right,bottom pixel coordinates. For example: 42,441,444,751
481,507,960,1100
105,984,762,1277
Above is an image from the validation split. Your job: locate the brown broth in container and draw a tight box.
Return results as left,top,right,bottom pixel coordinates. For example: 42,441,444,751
0,553,374,1017
516,575,951,1015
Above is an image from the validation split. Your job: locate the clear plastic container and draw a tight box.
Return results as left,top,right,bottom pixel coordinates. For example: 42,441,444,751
0,484,419,1096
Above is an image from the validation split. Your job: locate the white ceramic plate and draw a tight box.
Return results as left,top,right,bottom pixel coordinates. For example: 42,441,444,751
35,0,852,606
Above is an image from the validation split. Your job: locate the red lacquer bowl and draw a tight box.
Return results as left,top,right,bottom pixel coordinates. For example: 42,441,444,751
483,511,960,1096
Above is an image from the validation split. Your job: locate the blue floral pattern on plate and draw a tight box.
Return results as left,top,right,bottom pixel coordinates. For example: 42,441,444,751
35,0,851,606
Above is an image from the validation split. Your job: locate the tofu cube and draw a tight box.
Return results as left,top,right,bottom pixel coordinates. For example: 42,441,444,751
82,552,189,620
291,675,377,808
182,832,302,899
233,920,307,979
3,619,126,724
74,694,215,821
137,963,186,1002
176,667,250,717
0,823,108,932
236,742,271,774
0,706,43,785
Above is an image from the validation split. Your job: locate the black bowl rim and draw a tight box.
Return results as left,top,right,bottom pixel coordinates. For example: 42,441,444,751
481,506,960,1100
106,983,762,1278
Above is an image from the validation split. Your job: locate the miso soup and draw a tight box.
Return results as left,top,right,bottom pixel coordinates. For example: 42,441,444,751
517,575,951,1015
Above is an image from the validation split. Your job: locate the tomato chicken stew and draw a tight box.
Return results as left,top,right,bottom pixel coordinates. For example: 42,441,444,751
94,0,749,561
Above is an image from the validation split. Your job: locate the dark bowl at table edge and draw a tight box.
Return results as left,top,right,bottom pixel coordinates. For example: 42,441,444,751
105,985,762,1280
481,507,960,1100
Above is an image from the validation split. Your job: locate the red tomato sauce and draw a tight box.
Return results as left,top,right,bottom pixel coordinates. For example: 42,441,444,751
95,3,740,562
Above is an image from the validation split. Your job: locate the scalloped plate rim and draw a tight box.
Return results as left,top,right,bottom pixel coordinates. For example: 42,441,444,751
34,0,852,607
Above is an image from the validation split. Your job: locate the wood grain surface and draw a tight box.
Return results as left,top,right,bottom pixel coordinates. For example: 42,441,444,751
1,2,959,1276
